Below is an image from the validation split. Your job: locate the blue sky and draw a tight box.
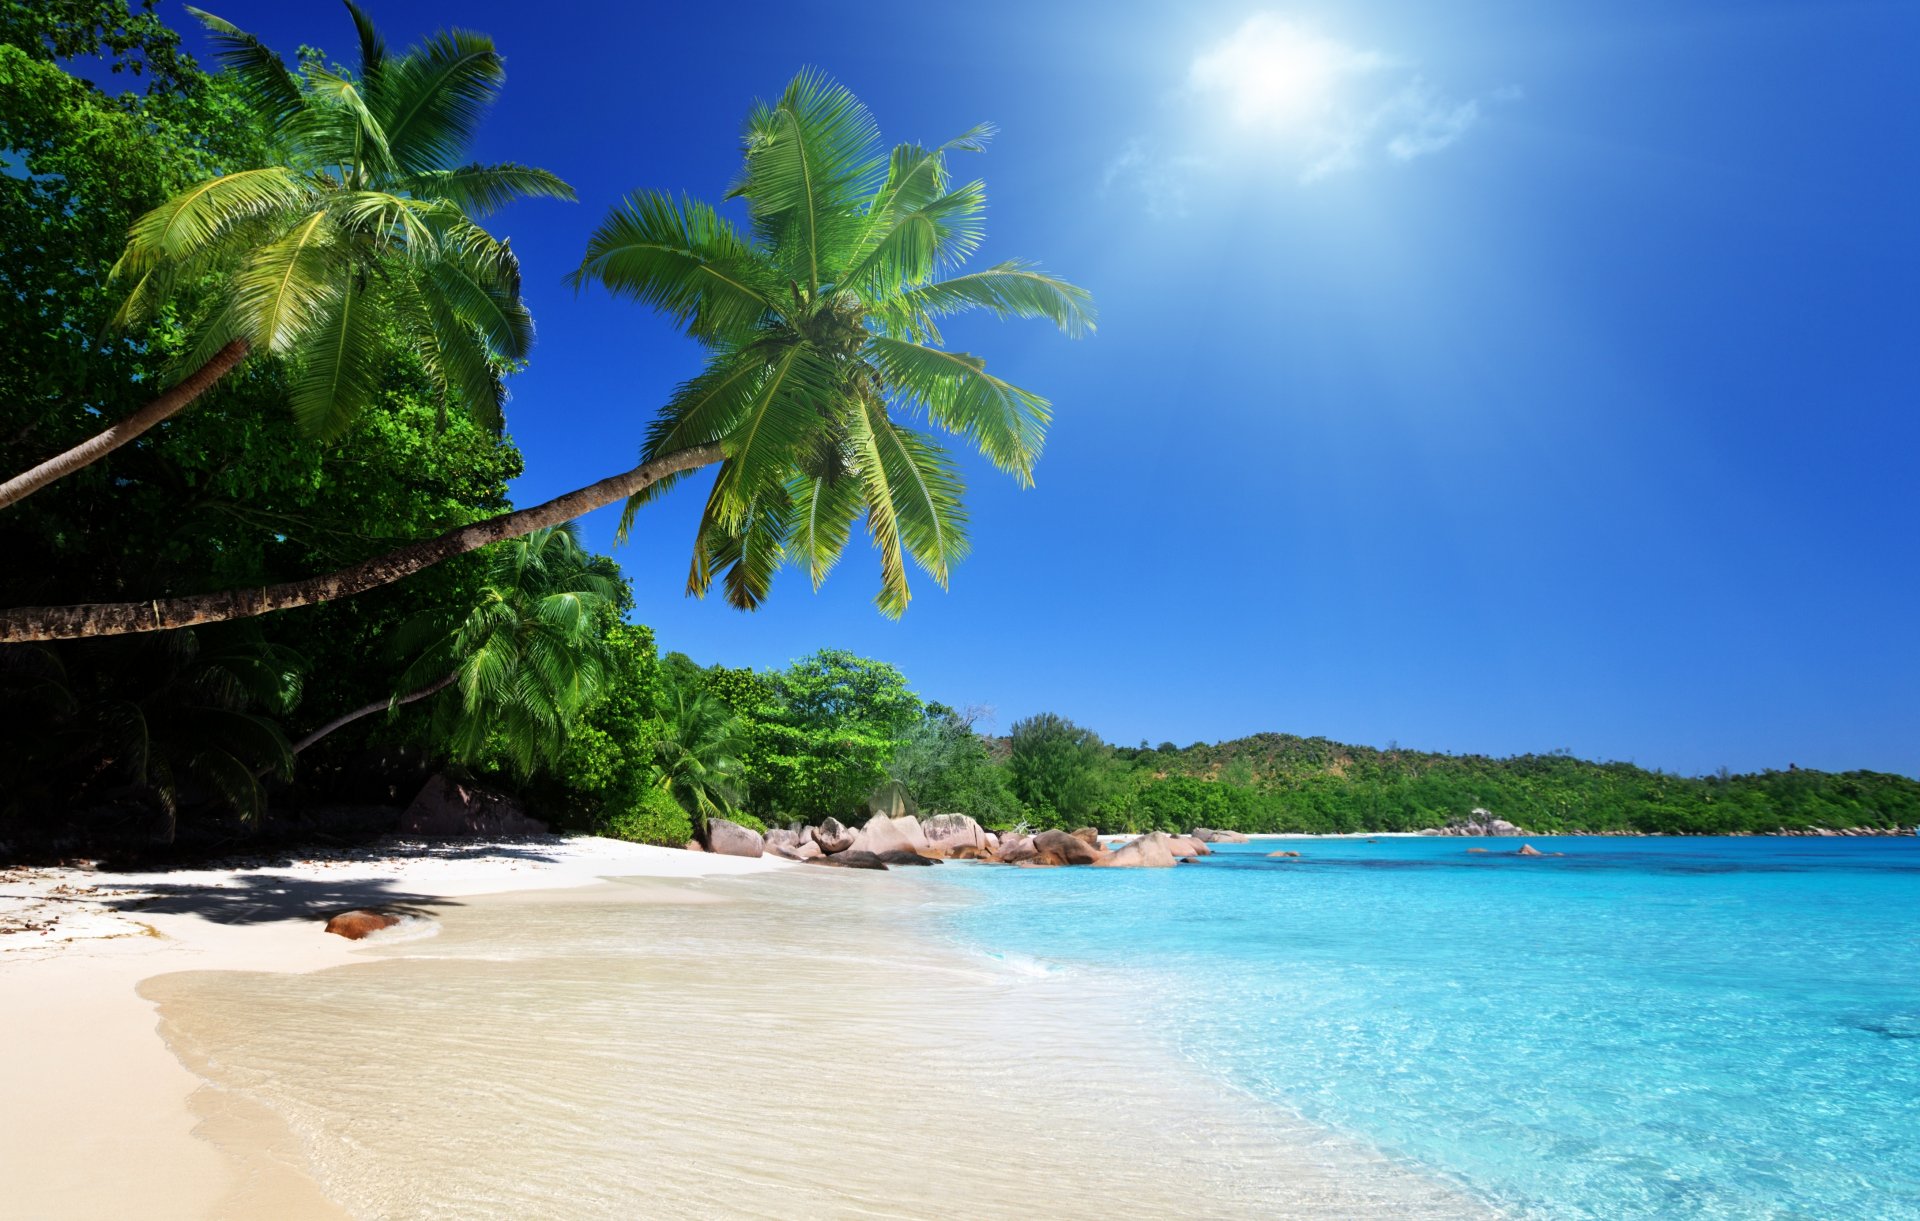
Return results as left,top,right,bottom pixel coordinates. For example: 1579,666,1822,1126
185,1,1918,776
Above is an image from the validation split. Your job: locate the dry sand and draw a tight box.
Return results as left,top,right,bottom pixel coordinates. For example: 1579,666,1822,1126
0,837,789,1219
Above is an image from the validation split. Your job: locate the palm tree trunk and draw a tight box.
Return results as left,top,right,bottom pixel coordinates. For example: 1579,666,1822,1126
0,443,724,643
291,671,459,755
0,339,252,510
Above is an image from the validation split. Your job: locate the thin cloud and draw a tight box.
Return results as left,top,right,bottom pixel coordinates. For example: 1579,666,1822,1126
1106,15,1517,209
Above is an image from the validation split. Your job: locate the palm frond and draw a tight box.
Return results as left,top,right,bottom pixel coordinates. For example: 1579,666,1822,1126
223,209,350,355
733,68,885,295
868,412,969,586
843,179,986,297
378,27,506,174
881,260,1095,340
185,7,305,130
784,465,865,589
400,162,576,216
572,191,779,341
290,276,387,437
117,167,312,275
845,401,909,616
344,0,387,103
304,67,394,176
703,345,838,530
866,336,1051,482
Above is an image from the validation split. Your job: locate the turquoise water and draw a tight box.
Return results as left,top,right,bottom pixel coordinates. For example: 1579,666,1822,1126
931,836,1920,1219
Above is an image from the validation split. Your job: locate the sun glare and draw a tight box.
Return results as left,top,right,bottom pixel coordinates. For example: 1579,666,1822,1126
1189,16,1381,130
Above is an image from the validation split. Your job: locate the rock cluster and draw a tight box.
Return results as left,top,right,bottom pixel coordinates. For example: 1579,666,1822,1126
697,814,1229,871
1420,808,1526,837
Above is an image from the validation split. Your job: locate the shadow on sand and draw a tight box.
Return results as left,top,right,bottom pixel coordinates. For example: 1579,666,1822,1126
81,840,574,925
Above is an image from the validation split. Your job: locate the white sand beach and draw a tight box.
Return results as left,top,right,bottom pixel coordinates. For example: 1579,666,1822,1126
0,838,789,1220
1,837,1483,1220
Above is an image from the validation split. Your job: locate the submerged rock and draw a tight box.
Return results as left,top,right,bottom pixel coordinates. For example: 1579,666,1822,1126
1267,850,1301,858
324,909,399,940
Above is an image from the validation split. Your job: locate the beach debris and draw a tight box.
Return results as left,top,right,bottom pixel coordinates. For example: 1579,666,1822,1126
1267,850,1302,859
707,819,765,858
324,910,400,940
1192,828,1250,843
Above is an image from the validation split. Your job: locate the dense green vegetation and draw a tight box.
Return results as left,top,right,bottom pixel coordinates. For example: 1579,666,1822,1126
0,5,1910,859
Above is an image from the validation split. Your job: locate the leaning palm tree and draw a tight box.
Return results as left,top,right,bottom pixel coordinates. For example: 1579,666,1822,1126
0,70,1090,641
651,685,749,845
0,2,572,510
291,527,618,776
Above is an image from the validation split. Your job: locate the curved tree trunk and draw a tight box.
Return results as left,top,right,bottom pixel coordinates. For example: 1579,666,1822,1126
0,443,724,643
0,338,252,510
291,671,459,755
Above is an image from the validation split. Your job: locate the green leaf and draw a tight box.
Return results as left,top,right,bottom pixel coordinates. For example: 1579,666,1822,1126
572,191,779,341
866,335,1051,482
400,162,577,216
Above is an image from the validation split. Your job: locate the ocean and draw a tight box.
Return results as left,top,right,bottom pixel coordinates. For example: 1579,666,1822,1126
932,835,1920,1219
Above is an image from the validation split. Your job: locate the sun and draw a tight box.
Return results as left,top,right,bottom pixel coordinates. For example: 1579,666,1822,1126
1189,16,1381,131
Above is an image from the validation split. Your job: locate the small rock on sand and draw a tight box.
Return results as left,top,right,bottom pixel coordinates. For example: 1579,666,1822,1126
324,910,399,940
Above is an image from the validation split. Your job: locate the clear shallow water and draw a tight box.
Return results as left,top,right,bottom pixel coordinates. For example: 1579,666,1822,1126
932,836,1920,1220
145,874,1481,1219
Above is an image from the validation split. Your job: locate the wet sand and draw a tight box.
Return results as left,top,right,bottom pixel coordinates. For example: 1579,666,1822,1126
140,868,1487,1219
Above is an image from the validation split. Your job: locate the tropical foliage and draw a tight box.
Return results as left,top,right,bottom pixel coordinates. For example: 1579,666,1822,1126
574,70,1094,615
0,1,569,510
387,527,619,777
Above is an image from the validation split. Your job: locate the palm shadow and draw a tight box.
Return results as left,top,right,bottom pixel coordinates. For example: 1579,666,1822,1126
93,872,461,924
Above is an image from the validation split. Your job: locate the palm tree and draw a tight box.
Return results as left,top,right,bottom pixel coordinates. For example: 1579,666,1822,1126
291,527,618,776
0,70,1090,641
0,2,573,510
651,685,749,845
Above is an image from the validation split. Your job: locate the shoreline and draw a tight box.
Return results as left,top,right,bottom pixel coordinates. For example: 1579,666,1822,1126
0,836,792,1219
2,834,1492,1219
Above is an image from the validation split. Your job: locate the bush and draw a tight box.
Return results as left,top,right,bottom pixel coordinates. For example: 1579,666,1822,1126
599,784,692,847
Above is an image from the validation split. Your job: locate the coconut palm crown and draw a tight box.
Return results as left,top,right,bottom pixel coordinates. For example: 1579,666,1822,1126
572,70,1093,616
110,1,575,438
